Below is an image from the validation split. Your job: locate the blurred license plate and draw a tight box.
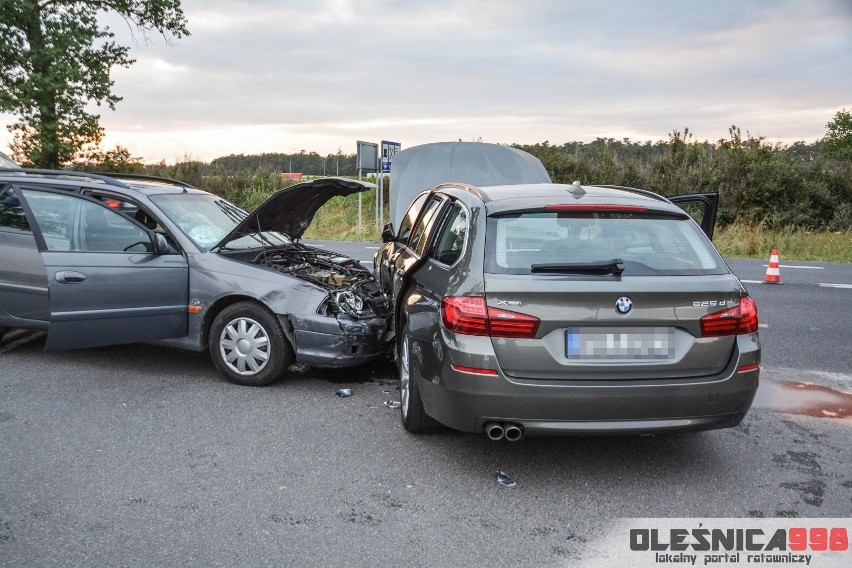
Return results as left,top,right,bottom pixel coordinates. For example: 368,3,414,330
565,327,675,360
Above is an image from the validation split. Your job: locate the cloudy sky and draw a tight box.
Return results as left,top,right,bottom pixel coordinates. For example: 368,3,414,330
3,0,851,162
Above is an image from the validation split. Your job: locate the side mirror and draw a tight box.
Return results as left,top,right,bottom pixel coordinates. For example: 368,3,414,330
381,223,396,243
153,233,169,254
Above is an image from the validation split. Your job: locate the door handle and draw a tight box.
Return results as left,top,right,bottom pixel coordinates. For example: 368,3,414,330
55,271,87,283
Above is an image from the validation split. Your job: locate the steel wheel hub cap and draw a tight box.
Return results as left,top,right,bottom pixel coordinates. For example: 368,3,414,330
220,317,270,375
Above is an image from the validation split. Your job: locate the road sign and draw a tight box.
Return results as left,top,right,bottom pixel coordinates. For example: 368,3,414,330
357,141,378,172
381,140,401,173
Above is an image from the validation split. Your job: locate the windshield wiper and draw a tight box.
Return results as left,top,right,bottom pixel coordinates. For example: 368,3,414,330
531,258,624,275
215,200,248,224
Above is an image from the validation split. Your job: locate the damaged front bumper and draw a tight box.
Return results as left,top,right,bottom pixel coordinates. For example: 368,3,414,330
289,313,390,367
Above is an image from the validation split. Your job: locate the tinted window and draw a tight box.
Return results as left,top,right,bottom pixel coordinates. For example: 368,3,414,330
0,187,31,233
432,203,468,265
408,196,443,254
397,192,429,243
485,212,726,276
22,190,152,252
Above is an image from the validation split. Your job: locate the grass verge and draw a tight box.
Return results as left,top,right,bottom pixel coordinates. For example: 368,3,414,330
302,189,387,242
714,224,852,263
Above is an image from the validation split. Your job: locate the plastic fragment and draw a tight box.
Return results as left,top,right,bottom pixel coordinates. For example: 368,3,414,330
384,400,401,409
336,388,353,397
497,471,517,487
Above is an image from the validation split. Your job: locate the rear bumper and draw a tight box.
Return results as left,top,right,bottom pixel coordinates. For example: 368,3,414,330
417,334,760,435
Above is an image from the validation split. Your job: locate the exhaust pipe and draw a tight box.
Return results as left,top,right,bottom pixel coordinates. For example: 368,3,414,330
485,422,505,441
504,424,524,442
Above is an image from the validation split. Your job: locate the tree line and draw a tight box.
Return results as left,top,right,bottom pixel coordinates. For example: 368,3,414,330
124,121,850,232
513,124,851,231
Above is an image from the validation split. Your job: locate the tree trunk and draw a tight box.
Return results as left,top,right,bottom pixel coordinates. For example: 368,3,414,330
24,0,60,168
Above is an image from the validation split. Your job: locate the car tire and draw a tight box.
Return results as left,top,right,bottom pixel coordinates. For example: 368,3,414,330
398,322,441,433
208,302,291,386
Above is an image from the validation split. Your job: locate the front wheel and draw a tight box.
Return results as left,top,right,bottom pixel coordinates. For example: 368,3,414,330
398,322,440,433
208,302,291,386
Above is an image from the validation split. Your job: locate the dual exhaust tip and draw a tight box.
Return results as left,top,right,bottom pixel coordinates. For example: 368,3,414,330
485,421,524,442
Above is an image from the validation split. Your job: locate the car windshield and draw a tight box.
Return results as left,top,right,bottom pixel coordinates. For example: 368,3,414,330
485,211,727,276
0,152,20,169
149,193,289,251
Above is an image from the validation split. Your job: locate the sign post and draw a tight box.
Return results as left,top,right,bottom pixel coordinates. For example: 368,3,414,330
355,141,378,235
379,141,401,228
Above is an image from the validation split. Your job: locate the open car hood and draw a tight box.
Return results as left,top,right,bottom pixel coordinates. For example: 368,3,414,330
389,142,551,227
214,177,375,248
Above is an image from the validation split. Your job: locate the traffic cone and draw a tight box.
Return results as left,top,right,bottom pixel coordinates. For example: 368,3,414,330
764,248,782,284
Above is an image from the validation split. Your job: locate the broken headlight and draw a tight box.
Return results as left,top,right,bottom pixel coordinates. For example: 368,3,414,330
318,290,376,318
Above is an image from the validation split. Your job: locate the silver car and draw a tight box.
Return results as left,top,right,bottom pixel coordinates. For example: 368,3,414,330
0,169,390,386
376,144,760,439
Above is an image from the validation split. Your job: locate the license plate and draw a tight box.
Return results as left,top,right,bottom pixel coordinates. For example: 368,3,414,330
565,327,675,360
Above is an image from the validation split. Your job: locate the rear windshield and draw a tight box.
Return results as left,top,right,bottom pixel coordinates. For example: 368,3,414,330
485,211,727,276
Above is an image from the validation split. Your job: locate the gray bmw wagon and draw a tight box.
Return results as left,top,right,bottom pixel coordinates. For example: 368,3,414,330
376,170,759,439
0,169,390,386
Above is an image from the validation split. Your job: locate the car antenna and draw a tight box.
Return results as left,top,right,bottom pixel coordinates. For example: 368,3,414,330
569,180,586,198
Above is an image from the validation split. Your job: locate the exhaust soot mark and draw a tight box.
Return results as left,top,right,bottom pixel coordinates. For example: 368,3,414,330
753,382,852,419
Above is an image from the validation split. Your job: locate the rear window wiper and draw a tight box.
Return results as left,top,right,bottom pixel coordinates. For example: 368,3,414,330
530,258,624,275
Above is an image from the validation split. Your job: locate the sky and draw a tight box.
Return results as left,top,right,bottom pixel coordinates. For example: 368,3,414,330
2,0,851,163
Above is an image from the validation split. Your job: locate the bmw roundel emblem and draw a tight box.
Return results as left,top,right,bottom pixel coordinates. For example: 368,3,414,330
615,296,633,315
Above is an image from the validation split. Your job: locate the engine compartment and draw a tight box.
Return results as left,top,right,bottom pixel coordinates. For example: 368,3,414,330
247,244,391,319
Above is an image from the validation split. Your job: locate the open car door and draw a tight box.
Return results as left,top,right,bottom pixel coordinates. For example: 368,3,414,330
669,192,719,240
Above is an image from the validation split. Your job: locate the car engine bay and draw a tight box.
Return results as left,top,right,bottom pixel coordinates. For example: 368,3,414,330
248,244,391,319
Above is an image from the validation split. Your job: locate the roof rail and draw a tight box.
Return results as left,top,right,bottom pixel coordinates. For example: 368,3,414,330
435,182,491,203
0,168,130,188
90,172,197,189
591,184,669,203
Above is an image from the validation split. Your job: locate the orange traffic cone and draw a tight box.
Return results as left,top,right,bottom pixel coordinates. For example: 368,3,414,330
764,248,782,284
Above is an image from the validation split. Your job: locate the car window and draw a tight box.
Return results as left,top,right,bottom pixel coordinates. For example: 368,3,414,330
408,195,444,253
485,211,726,276
397,192,429,243
21,189,153,253
85,192,140,217
0,152,20,169
0,187,31,234
431,203,468,266
86,192,166,232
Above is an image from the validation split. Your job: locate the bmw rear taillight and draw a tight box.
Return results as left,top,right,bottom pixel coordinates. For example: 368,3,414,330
700,296,759,337
441,297,540,339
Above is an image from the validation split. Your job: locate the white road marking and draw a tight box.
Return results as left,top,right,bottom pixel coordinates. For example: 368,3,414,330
758,323,769,328
819,283,852,289
364,246,380,250
741,280,763,284
0,331,46,354
762,264,824,269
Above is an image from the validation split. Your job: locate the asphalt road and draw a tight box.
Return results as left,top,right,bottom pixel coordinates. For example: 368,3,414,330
1,243,850,567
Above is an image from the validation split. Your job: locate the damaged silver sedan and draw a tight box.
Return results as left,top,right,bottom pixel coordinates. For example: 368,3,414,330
0,170,391,386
